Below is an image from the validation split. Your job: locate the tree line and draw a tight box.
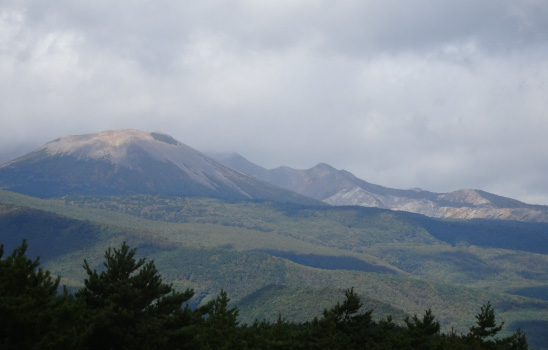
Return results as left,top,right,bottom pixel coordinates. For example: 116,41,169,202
0,240,528,349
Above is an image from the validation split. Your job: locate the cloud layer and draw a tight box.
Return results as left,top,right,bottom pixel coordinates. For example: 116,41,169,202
2,0,548,204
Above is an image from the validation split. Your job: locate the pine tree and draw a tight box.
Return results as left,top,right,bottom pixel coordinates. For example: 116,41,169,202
465,301,510,350
510,328,528,350
469,302,504,340
76,242,195,350
404,309,440,349
309,288,374,349
194,290,242,349
0,240,76,349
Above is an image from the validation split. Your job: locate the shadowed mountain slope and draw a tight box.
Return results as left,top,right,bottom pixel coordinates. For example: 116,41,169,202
0,130,319,205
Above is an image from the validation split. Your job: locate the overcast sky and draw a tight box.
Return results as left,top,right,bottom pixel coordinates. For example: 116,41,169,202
1,1,548,204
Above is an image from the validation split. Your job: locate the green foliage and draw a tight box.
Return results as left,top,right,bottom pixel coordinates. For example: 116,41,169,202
0,203,100,261
511,328,529,350
0,240,59,348
235,284,408,326
404,309,440,349
0,241,533,349
194,290,243,349
320,287,375,348
0,240,84,349
1,190,547,346
462,301,528,350
76,242,196,350
469,302,504,341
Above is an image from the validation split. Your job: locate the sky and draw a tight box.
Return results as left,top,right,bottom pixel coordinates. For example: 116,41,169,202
1,1,548,204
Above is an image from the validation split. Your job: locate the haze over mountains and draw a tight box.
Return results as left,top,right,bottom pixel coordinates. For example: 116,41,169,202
2,129,548,347
213,152,548,222
0,130,317,205
2,129,548,223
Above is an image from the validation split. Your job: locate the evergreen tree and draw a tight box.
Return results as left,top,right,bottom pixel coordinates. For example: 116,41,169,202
76,242,195,350
469,301,504,340
306,288,374,349
0,240,80,349
0,240,58,348
1,240,530,349
465,301,503,349
367,316,401,349
463,301,530,350
194,290,243,349
510,328,528,350
404,309,440,349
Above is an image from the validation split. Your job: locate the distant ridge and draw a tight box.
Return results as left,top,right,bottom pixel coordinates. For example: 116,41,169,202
212,152,548,222
3,129,547,221
0,130,320,205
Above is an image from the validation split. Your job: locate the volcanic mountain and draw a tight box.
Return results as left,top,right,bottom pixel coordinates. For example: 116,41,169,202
212,152,548,222
0,130,319,204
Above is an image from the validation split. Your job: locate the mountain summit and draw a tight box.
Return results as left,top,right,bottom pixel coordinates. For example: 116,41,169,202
213,152,548,222
0,130,318,204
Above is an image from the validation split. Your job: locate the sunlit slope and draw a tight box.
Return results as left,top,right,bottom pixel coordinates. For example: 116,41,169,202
1,190,548,346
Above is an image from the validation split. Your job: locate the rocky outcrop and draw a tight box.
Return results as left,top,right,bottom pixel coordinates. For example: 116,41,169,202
325,187,548,222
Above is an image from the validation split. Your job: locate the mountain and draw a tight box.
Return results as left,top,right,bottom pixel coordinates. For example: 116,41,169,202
2,130,548,346
2,189,548,348
212,153,548,222
0,130,319,205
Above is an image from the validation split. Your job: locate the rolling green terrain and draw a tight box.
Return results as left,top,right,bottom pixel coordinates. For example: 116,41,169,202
1,189,548,348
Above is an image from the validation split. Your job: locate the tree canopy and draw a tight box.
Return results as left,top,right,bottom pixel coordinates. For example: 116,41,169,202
76,242,195,349
0,240,529,349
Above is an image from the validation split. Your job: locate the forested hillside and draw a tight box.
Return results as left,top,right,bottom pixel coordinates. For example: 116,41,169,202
0,241,528,349
1,190,548,347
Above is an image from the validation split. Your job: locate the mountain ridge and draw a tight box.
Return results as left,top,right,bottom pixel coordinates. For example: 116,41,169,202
0,130,320,205
2,129,547,221
211,152,548,222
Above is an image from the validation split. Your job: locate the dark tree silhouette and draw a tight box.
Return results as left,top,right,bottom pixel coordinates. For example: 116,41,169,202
76,242,195,350
0,240,79,349
404,309,440,349
0,240,530,350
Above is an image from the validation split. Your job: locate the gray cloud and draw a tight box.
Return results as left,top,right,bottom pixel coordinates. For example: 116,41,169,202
1,0,548,204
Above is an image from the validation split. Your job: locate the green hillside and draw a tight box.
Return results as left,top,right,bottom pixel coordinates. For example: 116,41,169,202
1,190,548,348
234,285,409,324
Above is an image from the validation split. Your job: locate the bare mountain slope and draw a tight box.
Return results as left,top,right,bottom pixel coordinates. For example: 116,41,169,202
0,130,319,204
212,153,548,222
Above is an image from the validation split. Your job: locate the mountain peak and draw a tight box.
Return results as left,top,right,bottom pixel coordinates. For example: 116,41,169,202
220,155,548,222
47,129,155,149
41,129,180,166
312,163,336,171
0,130,321,205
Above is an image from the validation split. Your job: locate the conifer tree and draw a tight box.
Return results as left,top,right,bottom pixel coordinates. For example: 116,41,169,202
469,302,504,340
76,242,195,350
194,290,242,349
465,301,526,350
311,288,374,349
0,240,77,349
404,309,440,349
510,328,528,350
